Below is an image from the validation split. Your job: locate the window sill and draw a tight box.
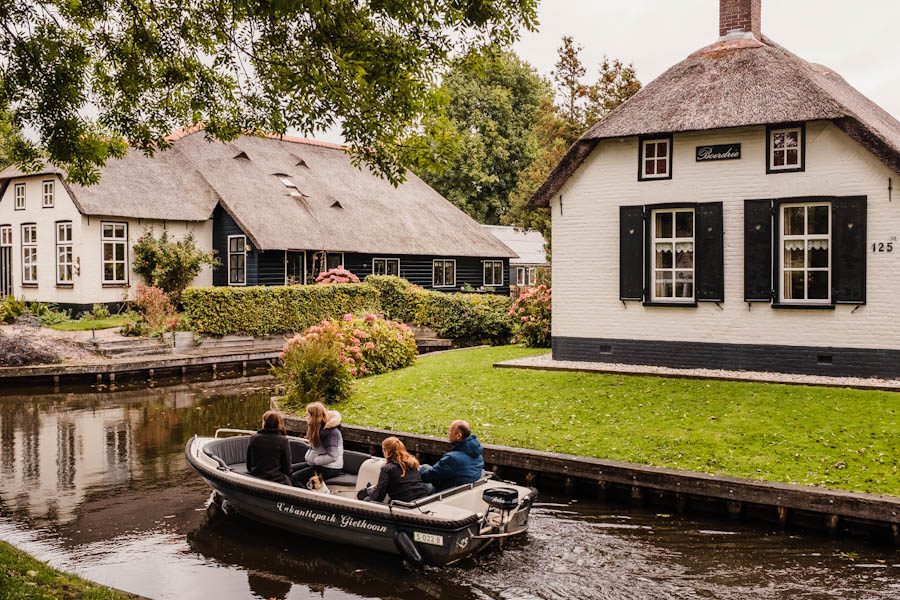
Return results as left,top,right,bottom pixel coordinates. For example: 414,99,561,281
771,303,834,310
21,283,37,288
55,283,74,288
642,301,697,308
102,283,129,288
767,166,804,175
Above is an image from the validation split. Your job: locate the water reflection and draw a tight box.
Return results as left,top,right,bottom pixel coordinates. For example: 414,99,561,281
1,380,899,600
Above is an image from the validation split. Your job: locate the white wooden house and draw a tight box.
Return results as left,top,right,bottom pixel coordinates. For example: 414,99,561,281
529,0,900,378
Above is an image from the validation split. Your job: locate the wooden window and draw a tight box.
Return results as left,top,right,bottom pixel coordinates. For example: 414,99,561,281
780,202,830,304
372,258,399,276
42,180,55,208
21,224,37,284
102,222,128,284
639,136,673,181
767,124,805,173
14,183,25,210
516,267,525,286
0,225,11,298
651,208,694,301
56,222,73,284
228,235,247,286
483,260,503,286
432,259,455,288
326,252,344,271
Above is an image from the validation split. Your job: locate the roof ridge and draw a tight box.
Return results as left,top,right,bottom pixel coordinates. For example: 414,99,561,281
163,124,346,151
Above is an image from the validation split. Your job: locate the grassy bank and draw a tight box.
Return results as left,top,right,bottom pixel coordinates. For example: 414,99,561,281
337,346,900,496
0,540,137,599
49,317,128,332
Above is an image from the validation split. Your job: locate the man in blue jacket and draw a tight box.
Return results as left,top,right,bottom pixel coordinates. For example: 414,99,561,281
421,420,484,492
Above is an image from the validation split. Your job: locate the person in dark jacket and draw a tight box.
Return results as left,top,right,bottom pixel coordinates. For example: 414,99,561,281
420,420,484,492
246,410,292,486
291,402,344,487
361,436,428,503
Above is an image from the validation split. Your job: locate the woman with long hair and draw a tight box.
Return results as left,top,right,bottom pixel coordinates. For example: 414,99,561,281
291,402,344,487
246,410,292,486
361,436,428,503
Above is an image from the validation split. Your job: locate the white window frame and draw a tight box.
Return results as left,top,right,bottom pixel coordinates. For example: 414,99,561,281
227,234,247,286
769,127,802,171
483,260,503,287
14,183,25,210
779,201,831,305
650,208,695,302
0,225,11,247
56,221,73,284
101,222,128,285
432,259,456,288
21,224,37,284
372,257,400,277
42,180,55,208
641,138,671,179
516,267,526,286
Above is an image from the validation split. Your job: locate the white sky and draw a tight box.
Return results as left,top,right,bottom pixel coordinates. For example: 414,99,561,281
314,0,900,144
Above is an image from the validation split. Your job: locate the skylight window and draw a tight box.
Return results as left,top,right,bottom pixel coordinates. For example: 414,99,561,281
280,177,296,188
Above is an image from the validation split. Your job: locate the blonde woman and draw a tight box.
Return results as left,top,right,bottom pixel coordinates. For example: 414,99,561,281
361,437,428,503
291,402,344,487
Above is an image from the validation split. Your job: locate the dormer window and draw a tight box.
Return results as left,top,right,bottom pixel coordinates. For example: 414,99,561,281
767,124,805,173
639,135,673,181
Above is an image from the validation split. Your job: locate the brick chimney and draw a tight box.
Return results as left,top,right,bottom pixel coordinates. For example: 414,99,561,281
719,0,761,40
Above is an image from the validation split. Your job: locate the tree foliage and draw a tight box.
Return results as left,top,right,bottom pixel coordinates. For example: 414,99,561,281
0,0,538,186
503,37,642,255
415,48,551,224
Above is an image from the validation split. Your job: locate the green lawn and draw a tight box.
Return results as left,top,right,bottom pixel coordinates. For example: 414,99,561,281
0,540,137,599
338,345,900,496
49,317,128,331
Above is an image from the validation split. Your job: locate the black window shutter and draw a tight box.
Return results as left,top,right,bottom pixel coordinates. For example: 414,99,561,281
620,205,644,300
695,202,724,302
832,196,867,304
744,199,774,302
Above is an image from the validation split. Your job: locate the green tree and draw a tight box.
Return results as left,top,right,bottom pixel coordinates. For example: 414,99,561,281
0,1,538,186
132,229,220,301
503,38,641,255
415,48,551,224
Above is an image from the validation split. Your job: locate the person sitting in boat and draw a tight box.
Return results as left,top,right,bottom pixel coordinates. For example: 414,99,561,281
246,410,292,486
360,437,428,503
291,402,344,487
420,420,484,493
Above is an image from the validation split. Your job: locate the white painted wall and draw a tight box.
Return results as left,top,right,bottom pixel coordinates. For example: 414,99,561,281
551,120,900,350
0,175,214,306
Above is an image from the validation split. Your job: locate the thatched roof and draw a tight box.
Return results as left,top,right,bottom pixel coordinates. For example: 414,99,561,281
530,35,900,207
0,131,515,257
482,225,547,265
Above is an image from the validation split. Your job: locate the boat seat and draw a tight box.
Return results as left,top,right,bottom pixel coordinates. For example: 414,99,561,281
203,436,251,467
324,473,358,486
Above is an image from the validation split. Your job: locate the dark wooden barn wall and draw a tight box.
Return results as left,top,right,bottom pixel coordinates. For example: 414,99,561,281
212,204,259,286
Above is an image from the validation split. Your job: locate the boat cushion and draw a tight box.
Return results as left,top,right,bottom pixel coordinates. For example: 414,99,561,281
203,436,251,467
324,473,358,486
342,450,369,475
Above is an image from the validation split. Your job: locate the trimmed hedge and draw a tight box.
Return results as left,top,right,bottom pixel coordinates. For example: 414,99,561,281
182,284,379,335
183,276,515,342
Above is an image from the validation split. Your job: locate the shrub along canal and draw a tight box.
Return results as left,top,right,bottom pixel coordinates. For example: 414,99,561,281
1,379,899,600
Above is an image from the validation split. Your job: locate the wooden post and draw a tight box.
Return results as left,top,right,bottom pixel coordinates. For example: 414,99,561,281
242,360,247,376
891,523,899,546
108,372,116,391
631,486,643,503
212,363,217,380
727,500,742,519
148,369,154,378
675,492,687,513
825,514,840,536
525,472,537,487
596,479,608,500
777,506,788,529
96,373,103,384
564,477,574,494
181,366,187,382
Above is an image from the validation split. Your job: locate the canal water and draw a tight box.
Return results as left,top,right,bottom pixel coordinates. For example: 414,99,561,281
1,380,898,600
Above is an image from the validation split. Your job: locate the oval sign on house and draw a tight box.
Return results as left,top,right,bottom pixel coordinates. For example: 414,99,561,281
696,144,741,162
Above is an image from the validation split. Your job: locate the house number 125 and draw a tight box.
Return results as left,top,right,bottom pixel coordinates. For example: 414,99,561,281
872,242,894,252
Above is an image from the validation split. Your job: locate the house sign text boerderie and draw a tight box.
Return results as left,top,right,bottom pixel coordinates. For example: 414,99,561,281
695,143,741,162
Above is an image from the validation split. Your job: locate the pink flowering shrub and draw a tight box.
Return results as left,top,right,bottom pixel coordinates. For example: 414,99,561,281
315,267,360,285
509,285,551,347
127,284,178,336
274,313,417,405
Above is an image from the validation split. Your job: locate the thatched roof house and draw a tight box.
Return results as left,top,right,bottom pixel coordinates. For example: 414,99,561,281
537,0,900,379
530,7,900,207
0,129,516,308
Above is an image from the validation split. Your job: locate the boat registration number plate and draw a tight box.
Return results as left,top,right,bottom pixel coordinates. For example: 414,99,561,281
413,532,444,546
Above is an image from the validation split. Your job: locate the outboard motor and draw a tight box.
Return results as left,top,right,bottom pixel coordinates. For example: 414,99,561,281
482,487,519,510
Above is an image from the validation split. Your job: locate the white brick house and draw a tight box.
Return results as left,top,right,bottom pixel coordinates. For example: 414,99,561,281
529,0,900,377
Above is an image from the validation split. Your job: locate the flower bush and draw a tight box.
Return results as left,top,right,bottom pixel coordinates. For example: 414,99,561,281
132,229,220,301
127,284,178,336
316,266,360,285
509,284,551,347
275,312,416,406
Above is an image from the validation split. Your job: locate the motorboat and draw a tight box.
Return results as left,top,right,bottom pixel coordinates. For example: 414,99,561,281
185,429,537,566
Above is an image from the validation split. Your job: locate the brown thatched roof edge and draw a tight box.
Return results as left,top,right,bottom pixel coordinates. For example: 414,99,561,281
529,35,900,207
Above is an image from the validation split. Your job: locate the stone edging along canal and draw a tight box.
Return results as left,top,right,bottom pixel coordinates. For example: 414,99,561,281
283,414,900,546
